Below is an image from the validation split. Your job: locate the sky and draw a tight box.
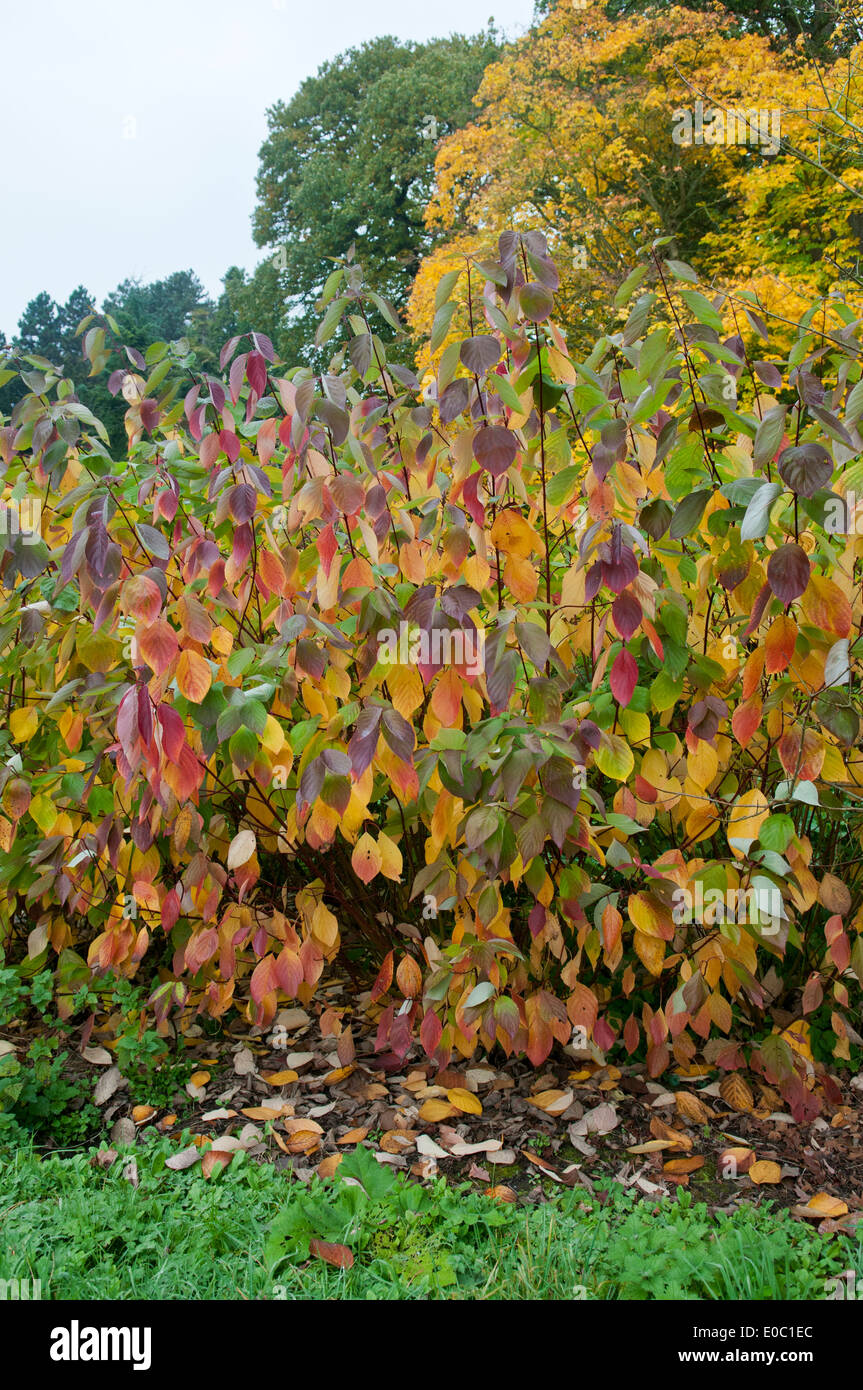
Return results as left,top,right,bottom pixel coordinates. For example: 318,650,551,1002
1,0,534,336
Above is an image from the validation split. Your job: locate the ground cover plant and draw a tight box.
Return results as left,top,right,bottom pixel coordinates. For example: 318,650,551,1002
1,1135,859,1300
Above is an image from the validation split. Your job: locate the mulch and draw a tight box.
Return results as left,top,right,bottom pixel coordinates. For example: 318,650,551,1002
81,980,863,1233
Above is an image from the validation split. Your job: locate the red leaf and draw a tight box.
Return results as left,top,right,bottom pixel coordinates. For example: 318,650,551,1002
610,648,638,707
420,1007,443,1057
370,950,394,1004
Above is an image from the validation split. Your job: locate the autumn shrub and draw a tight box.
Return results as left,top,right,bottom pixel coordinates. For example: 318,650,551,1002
0,230,862,1096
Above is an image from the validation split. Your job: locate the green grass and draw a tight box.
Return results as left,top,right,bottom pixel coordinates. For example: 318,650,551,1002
0,1134,859,1300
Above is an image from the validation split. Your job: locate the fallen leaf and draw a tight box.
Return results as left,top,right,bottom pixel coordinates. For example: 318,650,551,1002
719,1074,754,1113
521,1149,564,1181
233,1047,257,1076
379,1129,417,1153
749,1160,782,1185
165,1145,200,1171
675,1091,714,1124
131,1105,156,1125
91,1148,117,1169
110,1117,136,1146
94,1066,125,1105
416,1133,450,1159
649,1116,692,1150
795,1192,849,1219
447,1087,482,1115
337,1127,369,1145
260,1070,299,1086
718,1145,756,1176
485,1185,517,1203
316,1153,343,1179
282,1117,324,1137
323,1065,355,1084
309,1240,354,1269
663,1156,705,1175
419,1098,458,1122
202,1149,233,1179
190,1070,211,1087
448,1138,503,1156
528,1088,574,1116
571,1102,618,1137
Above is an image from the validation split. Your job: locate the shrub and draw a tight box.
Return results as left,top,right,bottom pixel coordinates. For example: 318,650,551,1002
0,232,861,1090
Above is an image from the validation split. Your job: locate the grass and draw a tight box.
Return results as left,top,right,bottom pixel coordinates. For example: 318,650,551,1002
0,1133,860,1300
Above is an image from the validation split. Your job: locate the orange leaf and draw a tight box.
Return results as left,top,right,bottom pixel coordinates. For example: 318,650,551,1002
749,1160,782,1185
396,954,422,998
176,648,212,702
795,1192,849,1218
138,620,179,677
309,1240,354,1269
719,1074,754,1112
764,614,797,673
430,668,463,726
202,1149,233,1179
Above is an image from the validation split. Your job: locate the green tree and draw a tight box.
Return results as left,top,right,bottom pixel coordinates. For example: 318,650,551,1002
535,0,848,53
0,286,94,416
249,30,500,365
2,273,215,449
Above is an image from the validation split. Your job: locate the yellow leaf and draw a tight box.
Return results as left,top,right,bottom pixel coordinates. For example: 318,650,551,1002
9,707,38,743
504,554,539,601
377,831,403,882
727,789,770,858
490,508,537,557
28,793,57,834
261,1070,299,1086
316,1153,343,1179
351,832,382,884
447,1087,482,1115
418,1098,458,1122
633,930,665,976
595,732,634,782
310,901,339,951
337,1128,369,1144
190,1070,210,1087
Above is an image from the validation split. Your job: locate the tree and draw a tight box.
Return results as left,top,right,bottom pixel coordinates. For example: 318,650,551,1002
409,1,859,367
102,271,213,354
1,273,215,448
535,0,848,53
249,30,501,365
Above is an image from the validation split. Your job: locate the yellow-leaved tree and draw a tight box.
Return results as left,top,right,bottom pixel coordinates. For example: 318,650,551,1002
409,0,863,370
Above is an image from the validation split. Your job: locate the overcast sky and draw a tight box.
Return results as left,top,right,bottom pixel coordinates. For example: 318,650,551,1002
1,0,532,336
